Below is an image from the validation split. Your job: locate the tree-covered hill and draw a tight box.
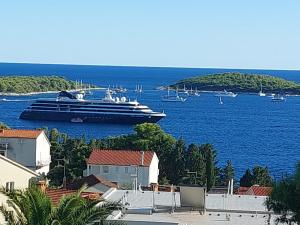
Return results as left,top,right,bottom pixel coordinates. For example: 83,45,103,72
0,76,94,94
172,72,300,94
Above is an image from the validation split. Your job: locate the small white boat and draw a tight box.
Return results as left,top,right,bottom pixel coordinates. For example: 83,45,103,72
215,89,237,97
178,85,189,95
271,94,286,102
71,118,84,123
258,82,266,96
162,88,186,102
134,85,143,93
219,97,223,105
189,87,200,96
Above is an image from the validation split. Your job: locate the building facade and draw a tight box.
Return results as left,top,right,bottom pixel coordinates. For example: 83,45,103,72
0,154,38,224
86,150,159,187
0,129,51,174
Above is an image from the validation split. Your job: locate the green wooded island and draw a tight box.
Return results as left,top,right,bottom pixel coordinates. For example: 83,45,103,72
172,72,300,94
0,76,96,94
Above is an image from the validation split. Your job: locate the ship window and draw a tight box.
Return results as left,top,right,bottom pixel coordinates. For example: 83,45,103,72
103,166,109,173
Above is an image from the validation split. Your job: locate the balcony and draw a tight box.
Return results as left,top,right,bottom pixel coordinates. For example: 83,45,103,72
0,143,8,150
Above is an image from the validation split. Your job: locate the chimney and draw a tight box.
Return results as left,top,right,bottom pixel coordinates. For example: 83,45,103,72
141,151,145,166
36,180,47,193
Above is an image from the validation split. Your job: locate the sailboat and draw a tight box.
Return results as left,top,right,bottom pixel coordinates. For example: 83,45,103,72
162,87,186,102
178,85,189,95
219,96,223,104
258,82,266,96
135,84,143,93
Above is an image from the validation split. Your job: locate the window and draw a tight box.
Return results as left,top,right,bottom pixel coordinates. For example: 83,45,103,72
5,182,14,192
124,167,129,174
103,166,109,173
0,150,6,157
115,167,119,172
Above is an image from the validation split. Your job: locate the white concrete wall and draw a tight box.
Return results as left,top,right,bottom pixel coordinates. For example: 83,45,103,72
206,194,268,212
88,164,151,186
148,153,159,184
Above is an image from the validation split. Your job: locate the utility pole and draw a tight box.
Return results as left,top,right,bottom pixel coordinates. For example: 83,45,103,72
56,157,68,189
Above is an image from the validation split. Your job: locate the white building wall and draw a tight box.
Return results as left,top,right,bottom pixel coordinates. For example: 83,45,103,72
0,155,38,224
35,133,51,174
148,153,159,184
87,164,151,186
0,137,36,168
0,132,51,175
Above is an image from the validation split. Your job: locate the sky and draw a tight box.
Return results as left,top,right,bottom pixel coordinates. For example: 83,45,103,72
0,0,300,70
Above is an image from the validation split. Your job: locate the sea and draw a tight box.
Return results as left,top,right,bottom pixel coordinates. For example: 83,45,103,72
0,62,300,179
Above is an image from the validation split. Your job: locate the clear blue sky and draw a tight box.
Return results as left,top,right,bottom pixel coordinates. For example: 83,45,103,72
0,0,300,69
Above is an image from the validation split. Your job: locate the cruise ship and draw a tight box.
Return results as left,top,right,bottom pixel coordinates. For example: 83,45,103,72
20,90,166,124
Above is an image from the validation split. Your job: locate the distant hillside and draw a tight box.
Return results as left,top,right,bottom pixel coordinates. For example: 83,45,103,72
172,72,300,94
0,76,95,94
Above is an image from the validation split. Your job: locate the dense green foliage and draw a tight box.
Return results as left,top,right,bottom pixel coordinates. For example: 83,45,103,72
240,166,273,187
46,123,227,188
0,76,92,94
173,72,300,94
0,186,119,225
266,163,300,224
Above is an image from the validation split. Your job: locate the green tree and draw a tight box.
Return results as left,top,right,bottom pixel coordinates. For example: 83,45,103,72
0,186,119,225
252,166,273,186
166,139,186,185
266,163,300,224
240,169,253,187
240,166,273,187
220,160,235,186
202,144,217,191
185,144,205,185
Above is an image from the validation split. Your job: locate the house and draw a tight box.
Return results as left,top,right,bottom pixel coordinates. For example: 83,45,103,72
0,154,38,224
67,174,118,193
86,149,159,187
237,185,272,196
0,129,51,174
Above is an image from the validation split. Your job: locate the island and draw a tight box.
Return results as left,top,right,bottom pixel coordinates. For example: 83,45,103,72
172,72,300,94
0,76,97,95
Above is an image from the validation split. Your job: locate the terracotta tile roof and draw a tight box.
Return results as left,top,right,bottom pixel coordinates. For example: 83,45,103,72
247,186,272,196
237,186,272,196
67,175,118,190
45,188,101,205
87,149,155,167
0,129,43,139
236,186,250,195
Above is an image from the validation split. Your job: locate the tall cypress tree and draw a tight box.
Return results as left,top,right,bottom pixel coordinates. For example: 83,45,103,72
201,144,217,191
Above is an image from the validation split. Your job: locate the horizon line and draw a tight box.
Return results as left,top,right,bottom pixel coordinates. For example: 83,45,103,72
0,61,300,72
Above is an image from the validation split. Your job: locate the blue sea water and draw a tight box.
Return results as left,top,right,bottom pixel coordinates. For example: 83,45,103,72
0,62,300,179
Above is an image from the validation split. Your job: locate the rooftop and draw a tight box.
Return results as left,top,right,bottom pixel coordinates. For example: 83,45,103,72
237,185,272,196
87,149,155,167
0,129,43,139
67,174,118,190
45,188,101,205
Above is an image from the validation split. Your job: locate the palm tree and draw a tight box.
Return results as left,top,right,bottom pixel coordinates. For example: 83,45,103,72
0,186,120,225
